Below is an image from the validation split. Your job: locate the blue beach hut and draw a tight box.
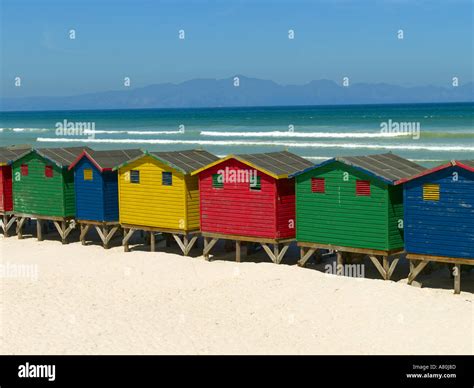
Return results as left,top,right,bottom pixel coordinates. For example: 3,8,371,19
398,160,474,293
68,149,142,247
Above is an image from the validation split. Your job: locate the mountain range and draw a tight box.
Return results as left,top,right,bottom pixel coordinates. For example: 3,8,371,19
1,76,472,111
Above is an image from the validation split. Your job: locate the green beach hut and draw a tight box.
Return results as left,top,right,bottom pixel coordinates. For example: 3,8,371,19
11,147,90,243
290,153,424,279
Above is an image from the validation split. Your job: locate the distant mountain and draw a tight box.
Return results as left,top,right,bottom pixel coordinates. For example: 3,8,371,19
1,76,472,111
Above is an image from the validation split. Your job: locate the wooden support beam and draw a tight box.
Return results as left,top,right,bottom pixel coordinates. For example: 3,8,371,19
184,235,198,256
123,228,136,252
150,232,156,252
261,243,276,263
172,234,186,253
203,237,218,260
298,246,316,267
80,224,91,245
407,260,429,285
236,240,241,262
2,215,17,238
16,217,26,239
276,244,290,264
368,255,387,279
454,264,461,294
103,226,119,249
387,258,400,280
36,219,43,241
383,256,389,275
336,252,344,275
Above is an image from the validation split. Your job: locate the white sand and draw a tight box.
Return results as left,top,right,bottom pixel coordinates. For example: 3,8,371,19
0,235,472,355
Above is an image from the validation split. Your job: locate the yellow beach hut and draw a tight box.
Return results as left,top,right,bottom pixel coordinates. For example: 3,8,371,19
114,149,218,254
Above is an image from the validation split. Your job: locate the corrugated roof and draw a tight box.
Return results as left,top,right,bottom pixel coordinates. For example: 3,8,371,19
0,146,32,165
291,152,425,185
36,147,92,167
397,159,474,184
149,149,219,174
236,151,314,177
75,149,143,171
337,153,426,183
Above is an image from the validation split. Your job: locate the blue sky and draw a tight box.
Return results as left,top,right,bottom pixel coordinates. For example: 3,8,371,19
1,0,472,97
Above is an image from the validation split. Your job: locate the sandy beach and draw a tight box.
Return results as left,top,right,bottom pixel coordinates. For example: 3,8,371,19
0,232,472,355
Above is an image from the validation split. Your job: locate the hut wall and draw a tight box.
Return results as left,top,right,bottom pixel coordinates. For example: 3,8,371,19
404,166,474,259
74,158,106,221
0,166,13,212
295,161,391,250
275,178,297,239
198,159,278,239
118,155,187,230
12,152,74,217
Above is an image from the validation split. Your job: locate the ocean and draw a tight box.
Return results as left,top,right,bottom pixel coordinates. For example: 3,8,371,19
0,102,472,167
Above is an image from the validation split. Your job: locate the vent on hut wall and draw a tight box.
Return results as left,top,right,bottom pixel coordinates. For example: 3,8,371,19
423,183,440,201
311,178,325,193
356,180,371,196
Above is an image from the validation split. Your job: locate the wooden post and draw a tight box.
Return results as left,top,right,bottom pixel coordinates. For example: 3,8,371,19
273,244,280,262
17,217,26,239
2,215,9,237
236,240,241,262
150,231,155,252
36,219,43,241
204,237,209,260
336,251,343,275
454,264,461,294
123,228,135,252
61,221,67,244
382,256,389,279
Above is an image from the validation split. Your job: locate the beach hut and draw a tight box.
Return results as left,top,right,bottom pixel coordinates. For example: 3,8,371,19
115,149,219,254
398,160,474,293
190,151,314,263
11,147,90,243
68,149,142,248
0,146,31,236
290,153,425,279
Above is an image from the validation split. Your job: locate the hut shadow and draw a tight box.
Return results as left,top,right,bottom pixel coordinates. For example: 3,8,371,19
206,241,302,265
405,265,474,294
125,233,203,258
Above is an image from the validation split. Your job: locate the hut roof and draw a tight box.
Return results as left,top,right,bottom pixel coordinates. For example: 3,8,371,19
191,151,313,179
0,145,32,166
114,149,219,174
290,152,425,185
396,160,474,184
68,149,143,172
10,147,92,168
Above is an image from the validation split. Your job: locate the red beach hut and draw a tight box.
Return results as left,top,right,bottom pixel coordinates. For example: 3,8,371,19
0,146,31,236
191,151,313,263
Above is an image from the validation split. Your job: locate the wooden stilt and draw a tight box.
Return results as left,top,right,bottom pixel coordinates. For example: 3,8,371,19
368,255,386,279
80,224,90,245
454,264,461,294
16,217,26,239
236,240,241,262
36,219,43,241
203,237,218,261
150,232,155,252
298,246,317,267
336,251,344,275
407,260,429,285
123,228,135,252
383,256,389,275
